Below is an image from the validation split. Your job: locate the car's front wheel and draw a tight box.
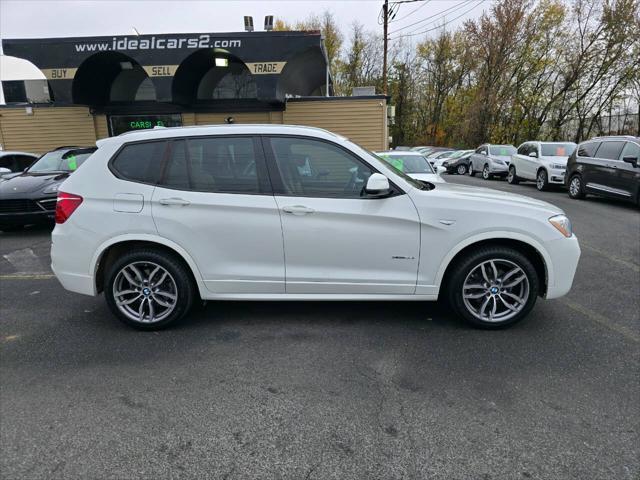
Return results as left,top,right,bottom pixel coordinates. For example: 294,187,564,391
482,164,491,180
568,174,585,199
446,246,539,328
457,164,468,175
105,248,195,330
536,169,549,191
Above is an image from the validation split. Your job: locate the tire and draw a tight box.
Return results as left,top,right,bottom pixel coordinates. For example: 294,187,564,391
446,246,539,329
104,248,195,330
457,164,468,175
469,164,476,177
536,169,549,191
482,164,491,180
568,174,585,199
507,165,519,184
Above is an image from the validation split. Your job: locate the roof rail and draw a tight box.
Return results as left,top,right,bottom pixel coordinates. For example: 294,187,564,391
591,135,637,140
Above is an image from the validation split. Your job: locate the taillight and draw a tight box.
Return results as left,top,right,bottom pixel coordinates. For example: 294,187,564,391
55,192,83,224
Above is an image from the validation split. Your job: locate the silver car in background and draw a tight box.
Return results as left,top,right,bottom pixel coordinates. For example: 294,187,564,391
469,144,517,179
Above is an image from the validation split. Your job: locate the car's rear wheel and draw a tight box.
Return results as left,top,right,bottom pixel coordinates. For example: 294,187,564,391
446,246,539,328
568,174,585,199
469,164,476,177
536,169,549,191
507,166,519,184
482,164,491,180
105,249,195,330
457,164,467,175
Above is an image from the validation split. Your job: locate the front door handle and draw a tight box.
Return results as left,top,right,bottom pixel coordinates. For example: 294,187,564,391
159,197,191,206
282,205,315,215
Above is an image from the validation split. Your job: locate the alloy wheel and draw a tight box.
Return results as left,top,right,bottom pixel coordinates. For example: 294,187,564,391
569,177,581,197
457,164,467,175
112,261,178,324
482,165,490,179
462,259,530,323
537,170,547,190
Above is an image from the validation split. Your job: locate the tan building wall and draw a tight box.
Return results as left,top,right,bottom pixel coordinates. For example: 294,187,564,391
0,97,387,154
0,106,97,154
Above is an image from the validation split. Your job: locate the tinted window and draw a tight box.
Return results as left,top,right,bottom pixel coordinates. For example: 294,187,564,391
111,141,166,183
517,144,529,155
620,142,640,160
16,155,36,170
595,141,625,160
269,137,373,198
0,156,14,170
577,142,599,157
161,137,260,193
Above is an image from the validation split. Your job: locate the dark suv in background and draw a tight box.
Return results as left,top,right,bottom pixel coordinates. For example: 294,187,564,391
565,136,639,205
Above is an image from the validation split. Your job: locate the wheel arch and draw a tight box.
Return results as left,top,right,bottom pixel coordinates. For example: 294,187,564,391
91,234,205,297
436,234,550,297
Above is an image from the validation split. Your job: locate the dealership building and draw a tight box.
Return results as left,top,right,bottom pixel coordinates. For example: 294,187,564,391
0,31,390,154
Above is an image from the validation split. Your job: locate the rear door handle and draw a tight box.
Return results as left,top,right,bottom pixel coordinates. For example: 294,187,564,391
282,205,315,215
159,197,190,206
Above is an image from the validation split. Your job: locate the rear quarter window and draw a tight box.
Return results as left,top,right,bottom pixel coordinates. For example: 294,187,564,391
111,141,167,184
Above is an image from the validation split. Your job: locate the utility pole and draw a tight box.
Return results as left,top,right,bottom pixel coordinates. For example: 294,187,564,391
382,0,389,95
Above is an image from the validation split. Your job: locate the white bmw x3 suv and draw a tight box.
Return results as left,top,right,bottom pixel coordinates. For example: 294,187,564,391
51,125,580,330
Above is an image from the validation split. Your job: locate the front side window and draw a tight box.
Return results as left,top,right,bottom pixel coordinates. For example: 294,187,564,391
619,142,640,161
268,137,374,198
577,141,599,158
595,141,625,160
111,141,166,183
161,136,260,194
517,144,529,155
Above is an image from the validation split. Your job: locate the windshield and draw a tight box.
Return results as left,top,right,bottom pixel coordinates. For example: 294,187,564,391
376,153,435,174
541,143,576,157
28,149,95,173
489,145,517,156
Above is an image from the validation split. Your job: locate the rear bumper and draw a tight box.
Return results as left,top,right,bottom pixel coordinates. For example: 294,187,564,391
51,224,98,296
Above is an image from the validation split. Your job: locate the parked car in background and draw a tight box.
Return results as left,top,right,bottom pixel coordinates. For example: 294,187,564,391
469,144,517,180
393,146,412,151
0,151,39,179
411,146,433,153
50,124,580,330
0,146,95,231
508,141,577,191
443,150,475,175
431,150,458,168
565,136,639,204
375,150,445,183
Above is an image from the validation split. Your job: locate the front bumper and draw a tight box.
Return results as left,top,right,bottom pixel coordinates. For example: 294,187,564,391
0,197,56,227
548,167,566,185
489,163,509,174
544,235,581,299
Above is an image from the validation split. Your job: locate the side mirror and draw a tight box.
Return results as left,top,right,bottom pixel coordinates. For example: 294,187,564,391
529,151,538,158
436,166,446,175
365,173,390,195
0,167,11,174
622,156,638,168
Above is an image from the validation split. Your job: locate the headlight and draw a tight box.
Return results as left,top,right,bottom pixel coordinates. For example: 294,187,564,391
549,214,572,237
551,163,565,169
43,184,60,194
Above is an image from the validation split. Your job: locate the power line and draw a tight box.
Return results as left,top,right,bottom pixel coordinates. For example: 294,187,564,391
389,0,431,23
388,0,474,35
389,0,485,39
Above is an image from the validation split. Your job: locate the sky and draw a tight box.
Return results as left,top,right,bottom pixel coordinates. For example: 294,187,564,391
0,0,491,47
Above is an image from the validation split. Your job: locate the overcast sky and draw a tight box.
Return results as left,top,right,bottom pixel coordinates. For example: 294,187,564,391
0,0,490,47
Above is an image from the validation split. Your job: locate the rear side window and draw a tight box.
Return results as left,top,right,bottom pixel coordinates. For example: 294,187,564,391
595,141,625,160
111,141,167,184
577,142,599,158
161,136,261,194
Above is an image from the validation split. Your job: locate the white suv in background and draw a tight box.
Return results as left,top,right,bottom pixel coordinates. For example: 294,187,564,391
508,141,577,190
51,125,580,330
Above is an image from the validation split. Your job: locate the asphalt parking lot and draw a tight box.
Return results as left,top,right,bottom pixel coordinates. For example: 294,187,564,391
1,175,638,479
